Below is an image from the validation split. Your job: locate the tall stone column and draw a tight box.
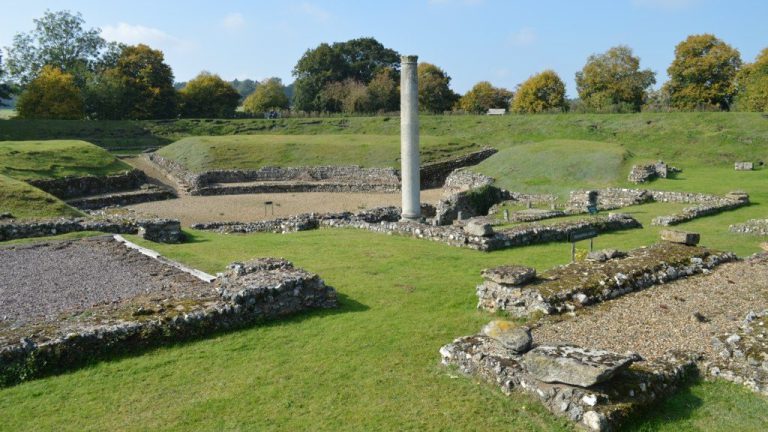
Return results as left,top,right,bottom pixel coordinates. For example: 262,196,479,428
400,55,421,221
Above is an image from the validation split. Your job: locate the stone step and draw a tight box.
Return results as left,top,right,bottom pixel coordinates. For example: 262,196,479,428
66,185,175,210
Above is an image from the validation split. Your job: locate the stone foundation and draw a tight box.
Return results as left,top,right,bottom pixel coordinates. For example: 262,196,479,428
65,185,175,210
627,161,679,183
0,217,183,243
440,332,694,431
26,169,148,199
0,247,337,387
707,310,768,396
420,148,498,189
476,242,736,316
729,219,768,236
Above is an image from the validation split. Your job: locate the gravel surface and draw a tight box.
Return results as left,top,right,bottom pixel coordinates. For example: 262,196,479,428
124,189,444,226
0,237,212,327
533,256,768,362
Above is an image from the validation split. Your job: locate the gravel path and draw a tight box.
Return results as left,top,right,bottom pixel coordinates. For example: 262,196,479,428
124,189,444,226
533,256,768,362
0,237,212,327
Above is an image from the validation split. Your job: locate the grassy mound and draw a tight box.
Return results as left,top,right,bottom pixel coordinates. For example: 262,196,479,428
0,174,82,219
471,139,627,197
156,134,479,172
0,140,132,180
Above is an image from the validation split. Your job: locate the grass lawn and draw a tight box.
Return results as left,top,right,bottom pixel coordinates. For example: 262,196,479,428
1,226,766,431
0,140,131,180
0,174,82,219
156,134,479,172
0,109,15,120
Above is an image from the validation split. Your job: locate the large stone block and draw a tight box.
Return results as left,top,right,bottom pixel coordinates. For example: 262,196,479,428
660,229,700,245
481,320,532,353
464,219,494,237
482,265,536,285
522,345,638,387
734,162,754,171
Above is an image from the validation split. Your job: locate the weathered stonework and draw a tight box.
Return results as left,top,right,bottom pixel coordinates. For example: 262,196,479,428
65,185,175,210
0,244,337,387
440,333,694,431
440,168,495,195
707,310,768,396
476,242,736,316
26,169,148,199
0,217,183,243
729,219,768,236
734,162,754,171
627,161,680,183
420,148,498,189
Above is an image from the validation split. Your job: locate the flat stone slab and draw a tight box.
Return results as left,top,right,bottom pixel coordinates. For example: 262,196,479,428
660,229,700,245
481,320,532,353
464,220,493,237
522,345,638,387
481,265,536,286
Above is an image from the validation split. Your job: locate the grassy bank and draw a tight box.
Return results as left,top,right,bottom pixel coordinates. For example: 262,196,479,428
0,174,82,219
0,140,131,180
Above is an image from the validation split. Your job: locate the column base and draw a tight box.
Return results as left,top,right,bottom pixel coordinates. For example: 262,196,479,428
400,212,421,222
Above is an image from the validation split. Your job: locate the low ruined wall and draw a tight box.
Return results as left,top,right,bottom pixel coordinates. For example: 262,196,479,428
420,148,498,189
708,309,768,396
0,217,183,243
26,169,148,199
441,169,495,195
195,182,399,195
0,258,337,387
477,243,736,316
729,219,768,236
435,185,509,225
66,187,175,210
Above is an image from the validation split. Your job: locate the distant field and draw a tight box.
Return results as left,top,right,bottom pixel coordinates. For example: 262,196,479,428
0,109,15,120
472,140,628,197
0,174,82,219
156,134,479,172
0,140,131,180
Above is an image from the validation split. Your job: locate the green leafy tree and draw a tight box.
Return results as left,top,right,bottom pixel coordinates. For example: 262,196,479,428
179,72,241,118
511,70,567,113
317,79,372,114
458,81,513,114
0,53,11,102
16,65,84,119
367,68,398,112
83,68,129,119
417,63,458,113
575,45,656,112
113,44,178,119
229,78,259,100
664,34,742,110
735,48,768,112
4,10,106,86
292,37,399,112
242,78,289,114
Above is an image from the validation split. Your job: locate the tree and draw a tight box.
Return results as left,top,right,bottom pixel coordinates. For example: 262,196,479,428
575,45,656,112
511,70,567,113
230,78,259,101
735,48,768,112
664,34,741,110
0,53,11,102
367,68,398,112
83,68,129,119
242,78,289,114
417,63,458,113
316,79,372,114
179,72,241,118
458,81,513,114
292,37,399,112
4,10,106,86
114,44,177,119
16,65,83,119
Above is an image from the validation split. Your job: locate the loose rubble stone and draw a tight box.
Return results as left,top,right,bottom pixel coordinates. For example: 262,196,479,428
522,345,638,387
464,220,494,237
660,229,700,245
708,310,768,395
481,265,536,285
481,321,532,353
730,219,768,237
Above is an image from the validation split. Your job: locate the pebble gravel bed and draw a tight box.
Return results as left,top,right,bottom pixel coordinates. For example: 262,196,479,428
533,255,768,362
0,236,213,328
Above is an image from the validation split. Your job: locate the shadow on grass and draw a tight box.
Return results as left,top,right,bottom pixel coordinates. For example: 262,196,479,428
180,230,210,244
0,292,369,389
621,376,705,431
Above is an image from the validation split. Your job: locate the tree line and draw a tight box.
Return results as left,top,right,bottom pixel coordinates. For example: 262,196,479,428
1,10,766,120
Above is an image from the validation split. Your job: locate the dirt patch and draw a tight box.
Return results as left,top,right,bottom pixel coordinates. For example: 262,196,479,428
124,189,444,226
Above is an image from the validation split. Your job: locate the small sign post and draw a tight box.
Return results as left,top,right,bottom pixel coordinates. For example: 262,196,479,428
569,228,598,262
264,201,274,216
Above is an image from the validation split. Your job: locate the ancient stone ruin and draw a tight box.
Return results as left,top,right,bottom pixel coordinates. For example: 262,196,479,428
0,237,337,386
0,216,184,243
627,160,680,183
734,161,754,171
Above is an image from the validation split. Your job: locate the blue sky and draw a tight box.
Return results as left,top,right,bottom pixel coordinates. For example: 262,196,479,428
1,0,766,96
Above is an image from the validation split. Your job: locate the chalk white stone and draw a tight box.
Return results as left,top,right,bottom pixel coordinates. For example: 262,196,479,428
400,55,421,220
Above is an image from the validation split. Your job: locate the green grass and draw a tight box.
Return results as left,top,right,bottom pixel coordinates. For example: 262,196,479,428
0,174,82,219
472,140,628,197
0,140,132,180
1,227,766,431
156,134,478,172
0,109,15,120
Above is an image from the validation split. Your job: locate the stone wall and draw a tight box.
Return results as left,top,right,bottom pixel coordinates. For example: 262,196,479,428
476,243,736,316
27,169,148,199
420,148,498,189
0,257,336,387
729,219,768,236
627,161,679,184
435,185,508,225
707,309,768,396
65,186,175,210
441,331,694,431
0,217,183,243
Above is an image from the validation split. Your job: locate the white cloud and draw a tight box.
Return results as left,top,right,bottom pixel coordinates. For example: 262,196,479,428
101,23,193,52
632,0,699,10
294,2,331,22
221,13,245,31
508,27,536,47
